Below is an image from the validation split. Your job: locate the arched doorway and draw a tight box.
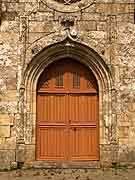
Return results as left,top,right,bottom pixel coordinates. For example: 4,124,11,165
36,59,99,161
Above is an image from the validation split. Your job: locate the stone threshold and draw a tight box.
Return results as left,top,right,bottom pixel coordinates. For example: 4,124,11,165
24,161,101,169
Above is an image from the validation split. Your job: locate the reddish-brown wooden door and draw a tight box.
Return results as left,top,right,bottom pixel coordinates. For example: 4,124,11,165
36,59,99,161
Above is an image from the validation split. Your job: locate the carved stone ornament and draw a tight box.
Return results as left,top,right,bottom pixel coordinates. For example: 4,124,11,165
42,0,95,13
54,0,81,5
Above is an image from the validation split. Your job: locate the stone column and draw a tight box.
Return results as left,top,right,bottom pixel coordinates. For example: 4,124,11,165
106,15,118,164
16,16,28,163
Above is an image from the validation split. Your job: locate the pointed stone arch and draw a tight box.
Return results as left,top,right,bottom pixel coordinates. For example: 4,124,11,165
23,38,116,167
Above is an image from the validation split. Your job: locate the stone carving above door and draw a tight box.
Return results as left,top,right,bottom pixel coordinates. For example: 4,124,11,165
42,0,95,13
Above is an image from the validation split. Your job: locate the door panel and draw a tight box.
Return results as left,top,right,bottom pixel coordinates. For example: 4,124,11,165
37,127,67,160
37,94,67,125
69,94,98,125
69,127,98,160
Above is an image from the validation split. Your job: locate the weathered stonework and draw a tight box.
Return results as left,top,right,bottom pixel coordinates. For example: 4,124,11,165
0,0,135,169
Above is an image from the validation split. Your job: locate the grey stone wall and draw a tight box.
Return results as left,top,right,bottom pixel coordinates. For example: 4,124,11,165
0,0,135,169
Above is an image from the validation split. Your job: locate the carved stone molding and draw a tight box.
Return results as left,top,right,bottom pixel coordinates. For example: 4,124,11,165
107,15,117,44
41,0,96,13
24,37,114,145
20,16,28,42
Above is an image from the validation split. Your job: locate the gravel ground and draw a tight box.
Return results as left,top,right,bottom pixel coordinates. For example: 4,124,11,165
0,168,135,180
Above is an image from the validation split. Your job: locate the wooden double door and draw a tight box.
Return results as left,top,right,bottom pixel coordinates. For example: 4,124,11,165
36,59,99,161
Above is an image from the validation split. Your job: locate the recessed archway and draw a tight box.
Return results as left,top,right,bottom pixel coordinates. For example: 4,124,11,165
23,39,114,167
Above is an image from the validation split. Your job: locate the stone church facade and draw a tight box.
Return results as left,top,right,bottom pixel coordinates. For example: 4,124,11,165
0,0,135,169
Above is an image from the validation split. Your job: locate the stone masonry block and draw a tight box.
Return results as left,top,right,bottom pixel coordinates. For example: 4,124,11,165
0,150,15,167
0,114,10,125
77,21,97,31
0,137,16,150
118,126,129,138
29,21,54,33
0,126,10,137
